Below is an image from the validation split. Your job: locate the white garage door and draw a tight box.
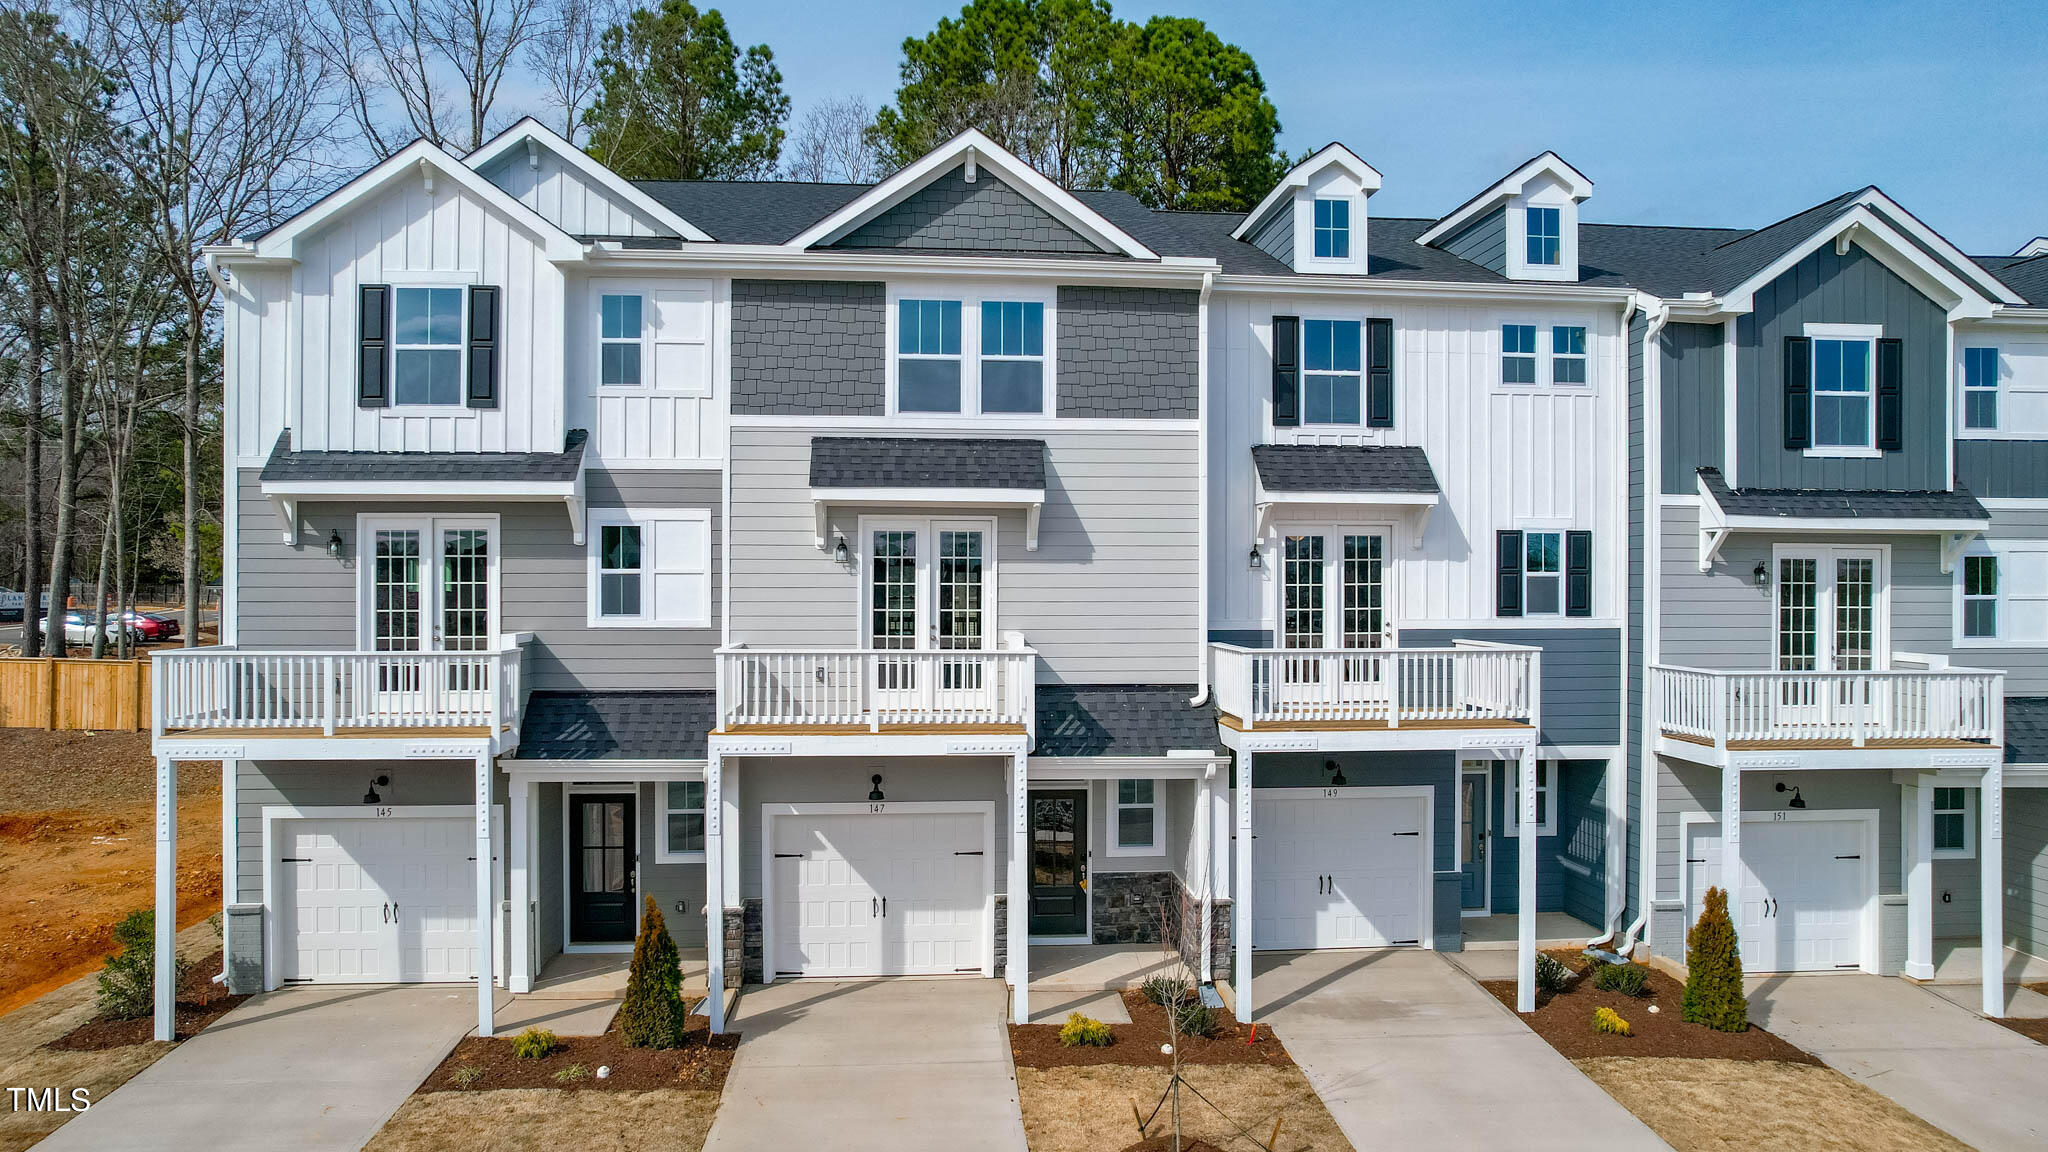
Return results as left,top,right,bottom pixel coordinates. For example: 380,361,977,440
769,808,989,979
1686,815,1871,973
277,816,477,984
1252,790,1430,951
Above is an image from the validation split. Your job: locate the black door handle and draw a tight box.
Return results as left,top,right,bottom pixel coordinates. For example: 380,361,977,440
382,902,389,923
392,901,399,923
872,896,877,916
882,897,887,917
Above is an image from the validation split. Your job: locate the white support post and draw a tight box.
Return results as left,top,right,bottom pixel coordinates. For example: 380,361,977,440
1603,753,1627,938
1516,745,1538,1013
1008,751,1028,1024
1982,764,2005,1017
1198,767,1214,984
705,750,726,1033
1719,764,1743,949
509,777,533,994
154,755,177,1042
474,754,495,1038
1903,780,1934,980
1233,753,1254,1021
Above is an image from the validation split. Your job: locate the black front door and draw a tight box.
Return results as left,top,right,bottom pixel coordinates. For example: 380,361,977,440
1028,789,1088,936
570,793,636,942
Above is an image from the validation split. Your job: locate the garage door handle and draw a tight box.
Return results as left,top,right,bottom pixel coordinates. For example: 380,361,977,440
1393,831,1420,837
1834,854,1860,860
872,896,878,916
392,901,399,923
382,903,389,923
882,897,887,917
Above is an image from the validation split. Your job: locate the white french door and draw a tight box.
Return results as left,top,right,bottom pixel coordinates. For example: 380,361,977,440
360,517,497,717
1773,546,1883,727
866,519,995,717
1279,529,1390,702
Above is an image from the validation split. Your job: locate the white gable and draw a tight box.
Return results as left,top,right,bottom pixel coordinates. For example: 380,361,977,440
1417,151,1593,283
1233,143,1380,276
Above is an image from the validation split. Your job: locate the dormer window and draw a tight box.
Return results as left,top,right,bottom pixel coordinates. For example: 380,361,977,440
1313,199,1350,260
1526,207,1561,266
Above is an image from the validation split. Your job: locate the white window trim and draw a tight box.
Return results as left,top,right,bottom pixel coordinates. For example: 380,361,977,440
885,282,1058,419
596,289,646,389
1499,321,1540,389
388,281,474,411
1960,345,2000,433
1525,206,1562,268
1271,523,1398,647
1550,324,1589,387
656,779,708,864
1299,315,1365,426
1310,197,1351,262
1770,543,1891,670
1105,778,1159,857
1931,786,1976,860
1953,540,2048,648
584,507,713,629
1500,759,1555,838
354,514,500,651
1803,321,1883,458
1521,528,1566,618
857,515,1000,649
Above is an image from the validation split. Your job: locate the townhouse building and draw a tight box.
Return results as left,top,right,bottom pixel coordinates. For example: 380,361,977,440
143,122,2045,1043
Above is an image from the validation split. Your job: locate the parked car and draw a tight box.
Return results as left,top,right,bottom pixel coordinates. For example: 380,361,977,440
121,611,179,642
62,612,138,646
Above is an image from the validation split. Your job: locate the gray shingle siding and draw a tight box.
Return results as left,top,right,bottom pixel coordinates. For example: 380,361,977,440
1441,207,1506,274
1246,203,1293,269
1731,243,1949,491
830,166,1105,255
1660,322,1725,493
731,280,886,415
1956,440,2048,499
1402,628,1621,747
1055,287,1200,418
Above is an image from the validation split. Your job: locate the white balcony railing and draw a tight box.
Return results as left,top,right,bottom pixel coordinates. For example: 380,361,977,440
1652,658,2003,748
717,634,1036,733
153,636,532,740
1209,640,1539,729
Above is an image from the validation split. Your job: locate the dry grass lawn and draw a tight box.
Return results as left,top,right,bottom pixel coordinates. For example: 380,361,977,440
364,1087,722,1152
1576,1057,1971,1152
1017,1065,1354,1152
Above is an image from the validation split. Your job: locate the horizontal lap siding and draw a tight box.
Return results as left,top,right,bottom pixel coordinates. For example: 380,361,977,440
235,759,476,903
1400,627,1620,747
1441,208,1506,275
2007,790,2048,959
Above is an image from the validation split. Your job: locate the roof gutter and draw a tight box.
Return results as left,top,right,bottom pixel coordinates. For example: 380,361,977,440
1209,272,1634,305
1191,269,1215,708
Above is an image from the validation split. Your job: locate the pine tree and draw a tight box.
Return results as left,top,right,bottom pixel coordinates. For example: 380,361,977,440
618,896,687,1048
1681,886,1749,1032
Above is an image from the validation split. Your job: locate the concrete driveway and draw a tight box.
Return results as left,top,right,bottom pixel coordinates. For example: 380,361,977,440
1254,950,1667,1150
703,978,1028,1152
1748,975,2048,1152
36,984,475,1152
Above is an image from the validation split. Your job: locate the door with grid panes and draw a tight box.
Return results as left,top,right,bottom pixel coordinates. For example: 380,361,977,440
867,521,993,719
362,518,495,719
1278,530,1389,708
1772,547,1882,729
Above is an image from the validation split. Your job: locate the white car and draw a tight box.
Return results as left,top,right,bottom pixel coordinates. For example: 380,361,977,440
62,613,139,645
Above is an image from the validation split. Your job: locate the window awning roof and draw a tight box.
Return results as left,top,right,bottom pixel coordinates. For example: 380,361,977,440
808,436,1048,550
258,429,589,544
1250,444,1441,542
1695,466,1989,572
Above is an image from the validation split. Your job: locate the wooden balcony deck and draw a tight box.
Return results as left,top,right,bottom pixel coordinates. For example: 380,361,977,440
1661,728,1989,751
1219,712,1532,733
159,724,499,740
714,721,1028,737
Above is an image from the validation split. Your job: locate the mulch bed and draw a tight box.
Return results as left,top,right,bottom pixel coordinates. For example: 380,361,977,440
1481,950,1819,1063
1009,989,1292,1068
1120,1139,1227,1152
44,948,247,1049
1993,1016,2048,1045
419,1015,738,1092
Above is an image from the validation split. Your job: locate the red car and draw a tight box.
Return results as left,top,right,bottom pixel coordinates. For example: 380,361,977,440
119,611,178,642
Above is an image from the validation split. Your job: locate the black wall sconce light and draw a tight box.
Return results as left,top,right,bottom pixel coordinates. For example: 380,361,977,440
1775,781,1806,809
833,532,851,569
1248,544,1263,570
868,773,885,802
1323,759,1347,787
363,774,390,805
327,529,347,561
1752,561,1769,589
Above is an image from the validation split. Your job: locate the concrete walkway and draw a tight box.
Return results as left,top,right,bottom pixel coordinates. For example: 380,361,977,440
1253,950,1667,1150
703,979,1029,1152
1748,974,2048,1152
37,984,476,1152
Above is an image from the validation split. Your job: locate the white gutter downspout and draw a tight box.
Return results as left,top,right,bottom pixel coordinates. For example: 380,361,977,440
1190,270,1216,707
1585,294,1642,953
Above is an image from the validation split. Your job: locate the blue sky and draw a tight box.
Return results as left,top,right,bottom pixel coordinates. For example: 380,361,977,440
718,0,2048,253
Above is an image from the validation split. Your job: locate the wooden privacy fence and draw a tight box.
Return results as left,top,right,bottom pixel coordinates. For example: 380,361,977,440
0,657,153,731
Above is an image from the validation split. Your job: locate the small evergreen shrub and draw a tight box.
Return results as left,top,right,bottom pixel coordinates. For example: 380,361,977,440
1593,962,1649,997
1058,1012,1114,1047
449,1065,485,1089
618,896,687,1049
512,1027,560,1060
1681,886,1749,1033
553,1063,591,1083
1534,952,1574,995
1592,1006,1632,1036
1171,1000,1215,1039
98,909,184,1020
1140,975,1193,1006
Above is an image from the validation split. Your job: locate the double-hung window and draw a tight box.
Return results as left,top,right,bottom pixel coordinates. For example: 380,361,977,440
1526,207,1561,266
1963,555,1998,639
1963,347,1999,430
979,300,1044,413
1112,779,1158,854
1503,760,1554,837
1303,319,1362,424
1956,542,2048,646
1551,326,1588,384
1523,531,1563,615
661,781,707,862
1313,198,1350,259
599,293,644,386
586,509,712,627
1932,786,1974,858
1502,324,1538,385
598,524,642,617
392,287,464,405
1812,335,1875,450
897,298,963,412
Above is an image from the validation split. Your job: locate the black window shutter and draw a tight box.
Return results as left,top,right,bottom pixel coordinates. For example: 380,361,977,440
467,285,500,409
1272,315,1299,426
1366,317,1394,428
1565,530,1593,618
357,284,389,408
1875,337,1903,451
1496,530,1524,617
1783,335,1811,449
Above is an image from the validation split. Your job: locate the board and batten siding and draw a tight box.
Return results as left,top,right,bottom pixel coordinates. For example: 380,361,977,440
1208,292,1627,634
564,274,727,467
223,175,566,464
474,147,674,239
232,468,721,692
727,426,1198,684
1955,440,2048,499
1730,242,1947,491
1659,321,1726,493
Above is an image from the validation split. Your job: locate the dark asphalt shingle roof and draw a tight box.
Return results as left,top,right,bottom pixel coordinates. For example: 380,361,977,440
809,437,1047,490
632,179,868,245
2005,697,2048,763
259,429,587,484
1033,684,1223,757
1698,467,1989,522
1975,253,2048,307
1251,444,1440,495
515,690,714,759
